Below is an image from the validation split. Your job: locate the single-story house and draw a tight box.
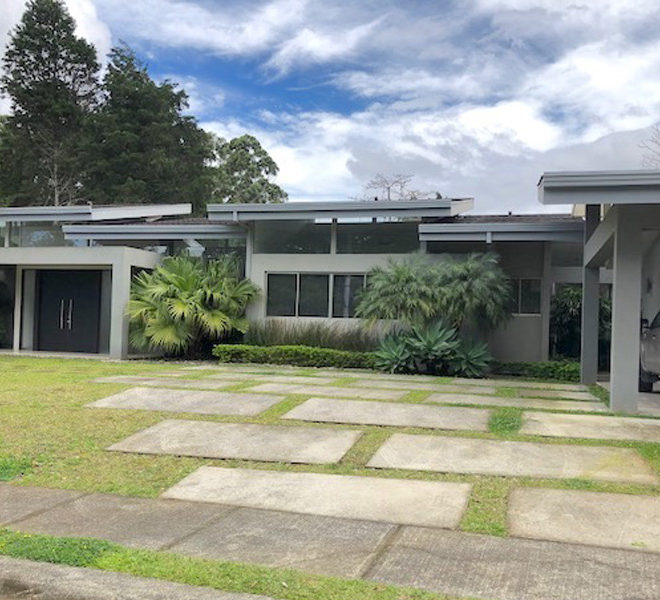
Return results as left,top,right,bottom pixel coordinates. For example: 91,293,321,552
1,169,658,413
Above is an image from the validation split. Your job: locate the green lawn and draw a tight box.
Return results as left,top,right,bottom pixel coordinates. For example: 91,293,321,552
1,355,659,542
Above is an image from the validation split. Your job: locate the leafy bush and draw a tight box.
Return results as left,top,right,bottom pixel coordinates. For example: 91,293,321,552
374,336,414,373
449,339,492,378
244,319,382,352
491,360,580,382
405,322,460,374
212,344,377,369
128,255,258,358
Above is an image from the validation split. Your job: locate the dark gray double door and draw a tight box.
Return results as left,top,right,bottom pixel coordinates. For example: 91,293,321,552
36,270,102,353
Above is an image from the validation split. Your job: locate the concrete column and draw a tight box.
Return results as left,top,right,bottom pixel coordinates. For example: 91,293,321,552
109,253,132,359
580,204,601,384
540,241,552,361
12,267,22,351
609,207,642,413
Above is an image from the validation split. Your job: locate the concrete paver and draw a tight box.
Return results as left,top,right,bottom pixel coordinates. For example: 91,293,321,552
109,419,362,464
0,556,275,600
518,388,598,401
9,493,230,549
0,484,84,526
520,411,660,442
426,392,607,412
88,386,283,416
454,377,589,392
168,506,394,578
95,375,238,390
367,434,658,484
162,466,470,528
283,397,490,431
366,526,660,600
509,487,660,552
352,380,498,394
247,382,407,400
206,373,338,385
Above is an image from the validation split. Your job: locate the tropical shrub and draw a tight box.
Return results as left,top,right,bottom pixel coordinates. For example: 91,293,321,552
404,322,460,374
244,319,382,352
128,255,258,357
212,344,376,369
374,336,415,373
491,360,580,382
449,339,492,378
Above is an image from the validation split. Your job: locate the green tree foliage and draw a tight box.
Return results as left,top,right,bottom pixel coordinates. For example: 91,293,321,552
0,0,100,205
127,255,258,358
209,133,287,204
356,253,511,332
84,46,212,212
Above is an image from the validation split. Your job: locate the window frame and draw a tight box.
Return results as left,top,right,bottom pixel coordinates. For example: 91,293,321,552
511,277,542,316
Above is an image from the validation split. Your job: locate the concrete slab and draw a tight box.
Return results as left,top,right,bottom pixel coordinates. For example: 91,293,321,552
521,411,660,442
109,419,362,464
169,506,394,578
0,557,276,600
163,466,470,528
206,373,338,385
95,376,238,390
352,380,498,394
247,382,407,400
454,377,588,392
509,488,660,553
88,386,283,416
426,392,607,412
366,526,660,600
0,484,83,526
282,397,490,431
518,388,598,401
9,493,230,550
367,434,658,484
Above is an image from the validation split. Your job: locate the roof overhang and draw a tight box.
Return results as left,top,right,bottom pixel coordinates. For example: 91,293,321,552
0,204,192,222
418,220,584,243
207,199,474,222
538,170,660,205
63,222,246,241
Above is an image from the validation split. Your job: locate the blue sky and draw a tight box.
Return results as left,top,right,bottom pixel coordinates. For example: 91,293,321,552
3,0,660,212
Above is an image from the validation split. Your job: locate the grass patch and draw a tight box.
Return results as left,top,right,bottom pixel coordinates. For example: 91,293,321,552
460,479,510,536
0,529,460,600
0,455,33,481
488,408,523,436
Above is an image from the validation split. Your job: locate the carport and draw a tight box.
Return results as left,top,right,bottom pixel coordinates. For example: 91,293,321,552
539,171,660,413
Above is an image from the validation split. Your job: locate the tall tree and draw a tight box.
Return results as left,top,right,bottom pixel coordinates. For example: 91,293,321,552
0,0,100,205
84,45,212,212
209,134,287,204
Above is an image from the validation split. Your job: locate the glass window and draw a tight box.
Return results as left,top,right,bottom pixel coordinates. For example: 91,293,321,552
299,274,329,317
337,221,419,254
332,275,365,318
0,266,16,349
511,278,541,314
11,222,72,247
267,274,297,316
254,221,331,253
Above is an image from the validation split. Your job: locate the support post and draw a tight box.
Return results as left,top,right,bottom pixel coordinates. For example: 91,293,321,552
109,253,131,359
540,241,552,361
580,204,600,384
609,207,642,413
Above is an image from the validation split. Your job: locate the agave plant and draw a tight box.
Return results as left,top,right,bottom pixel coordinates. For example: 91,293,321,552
448,339,492,378
127,255,258,357
404,321,459,374
374,336,415,374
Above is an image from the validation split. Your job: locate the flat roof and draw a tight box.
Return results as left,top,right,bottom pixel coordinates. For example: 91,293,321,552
538,170,660,205
207,198,474,221
419,214,584,243
0,204,192,222
63,221,246,241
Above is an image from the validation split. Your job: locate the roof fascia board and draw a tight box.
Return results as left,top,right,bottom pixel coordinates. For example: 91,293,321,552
63,223,245,241
419,231,584,243
0,203,192,222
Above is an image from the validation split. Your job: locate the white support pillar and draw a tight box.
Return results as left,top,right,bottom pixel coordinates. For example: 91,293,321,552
109,253,131,359
580,204,600,384
609,207,642,413
540,241,552,361
12,266,22,352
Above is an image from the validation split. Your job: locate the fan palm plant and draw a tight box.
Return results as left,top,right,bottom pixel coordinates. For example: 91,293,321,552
127,255,258,357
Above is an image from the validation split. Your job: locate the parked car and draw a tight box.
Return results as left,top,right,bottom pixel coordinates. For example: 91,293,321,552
640,310,660,392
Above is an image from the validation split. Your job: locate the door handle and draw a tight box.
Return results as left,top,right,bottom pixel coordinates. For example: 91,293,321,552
59,299,64,330
67,299,73,330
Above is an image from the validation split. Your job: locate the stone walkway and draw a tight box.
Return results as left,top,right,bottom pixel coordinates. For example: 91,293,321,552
3,483,660,600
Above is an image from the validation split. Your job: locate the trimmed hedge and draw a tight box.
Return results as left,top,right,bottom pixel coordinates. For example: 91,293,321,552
212,344,377,370
491,360,580,382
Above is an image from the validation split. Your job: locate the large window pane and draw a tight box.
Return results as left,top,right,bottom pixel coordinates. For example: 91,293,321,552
337,222,419,254
299,274,329,317
267,274,297,316
332,275,365,318
254,221,331,253
519,279,541,314
11,222,72,247
0,266,16,348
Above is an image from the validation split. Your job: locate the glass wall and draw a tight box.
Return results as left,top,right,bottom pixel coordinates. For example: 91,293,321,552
511,278,541,314
266,273,365,318
0,267,16,349
9,222,73,247
337,221,419,254
254,221,331,253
